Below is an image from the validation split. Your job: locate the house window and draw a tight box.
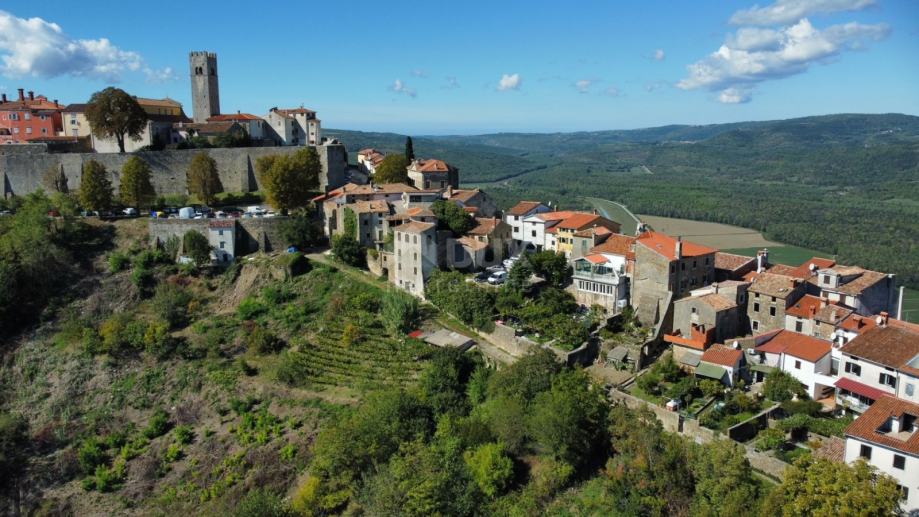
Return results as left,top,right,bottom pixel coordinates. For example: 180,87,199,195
879,373,897,388
900,486,909,502
845,362,862,376
25,127,32,134
893,454,905,470
219,242,225,249
906,384,915,397
752,321,759,331
770,306,776,317
218,230,224,236
823,274,830,284
859,444,872,459
531,230,536,237
691,307,696,314
795,320,803,332
753,302,760,312
794,360,801,369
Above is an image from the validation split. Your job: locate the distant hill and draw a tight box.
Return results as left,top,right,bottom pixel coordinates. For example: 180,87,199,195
325,114,919,287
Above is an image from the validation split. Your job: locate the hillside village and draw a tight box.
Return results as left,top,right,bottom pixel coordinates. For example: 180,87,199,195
2,51,918,515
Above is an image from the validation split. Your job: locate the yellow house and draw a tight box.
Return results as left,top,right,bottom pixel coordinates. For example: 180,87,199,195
135,97,184,117
61,103,91,137
548,212,622,257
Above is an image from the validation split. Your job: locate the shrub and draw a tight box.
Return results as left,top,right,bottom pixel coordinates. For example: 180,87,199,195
108,252,129,273
143,320,175,358
78,437,106,474
764,370,807,402
151,283,194,329
331,235,364,267
164,443,183,462
143,409,170,439
280,215,324,249
755,427,786,451
234,489,292,517
182,230,211,266
699,379,725,398
285,252,310,277
173,425,195,445
238,297,267,320
248,325,283,354
464,442,514,498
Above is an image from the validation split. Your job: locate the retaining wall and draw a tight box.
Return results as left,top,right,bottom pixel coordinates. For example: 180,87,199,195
1,143,347,198
149,216,287,254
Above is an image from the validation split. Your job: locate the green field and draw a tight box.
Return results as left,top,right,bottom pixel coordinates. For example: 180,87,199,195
586,197,641,235
725,245,918,324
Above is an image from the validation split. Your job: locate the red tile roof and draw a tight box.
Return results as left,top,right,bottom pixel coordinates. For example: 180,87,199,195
395,221,436,234
748,272,800,299
754,330,831,363
584,254,608,265
701,344,743,367
835,377,890,402
467,217,502,236
786,294,824,319
715,252,755,272
208,113,262,121
589,234,636,261
411,159,454,173
636,231,717,261
840,322,919,374
507,200,546,216
789,257,836,279
457,236,488,251
844,395,919,456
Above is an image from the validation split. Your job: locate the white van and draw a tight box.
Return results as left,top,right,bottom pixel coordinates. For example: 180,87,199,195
487,270,508,285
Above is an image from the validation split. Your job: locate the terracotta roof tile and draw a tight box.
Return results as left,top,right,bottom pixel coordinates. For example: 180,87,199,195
457,236,488,251
508,201,546,216
715,252,755,272
208,113,262,121
701,344,743,367
845,396,919,456
788,257,836,279
411,159,454,173
696,293,737,311
467,217,502,236
840,323,919,372
754,330,831,363
589,234,636,260
636,231,717,261
395,221,436,234
449,189,482,203
786,294,824,319
748,272,800,299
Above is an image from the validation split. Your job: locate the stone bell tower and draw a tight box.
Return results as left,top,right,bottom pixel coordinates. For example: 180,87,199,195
189,51,220,123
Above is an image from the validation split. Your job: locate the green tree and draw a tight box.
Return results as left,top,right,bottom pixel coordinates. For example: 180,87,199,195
529,250,573,287
764,370,807,402
84,87,148,153
119,156,157,209
151,282,193,329
405,136,415,161
528,369,609,468
419,347,477,416
381,288,419,334
431,200,475,235
186,152,223,206
280,214,324,249
78,160,113,212
258,147,320,212
505,260,533,293
41,163,68,193
691,440,762,516
464,442,514,498
374,154,410,184
765,456,901,516
488,348,561,403
182,230,211,266
331,234,364,267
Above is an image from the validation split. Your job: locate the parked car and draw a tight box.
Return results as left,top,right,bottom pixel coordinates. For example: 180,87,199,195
473,271,490,283
486,265,505,273
487,271,508,285
123,207,138,216
502,257,518,269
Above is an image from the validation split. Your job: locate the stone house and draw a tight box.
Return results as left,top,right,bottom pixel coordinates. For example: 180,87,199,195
357,148,385,175
747,272,805,334
449,217,512,270
446,187,498,217
393,220,438,297
207,113,268,141
208,220,236,263
668,290,741,350
631,231,717,327
264,107,321,146
714,252,757,282
406,158,458,190
807,266,896,317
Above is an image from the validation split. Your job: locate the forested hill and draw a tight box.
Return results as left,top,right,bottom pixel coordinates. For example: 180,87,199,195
324,114,919,286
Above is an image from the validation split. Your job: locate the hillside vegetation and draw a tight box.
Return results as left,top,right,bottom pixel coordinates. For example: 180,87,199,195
326,113,919,286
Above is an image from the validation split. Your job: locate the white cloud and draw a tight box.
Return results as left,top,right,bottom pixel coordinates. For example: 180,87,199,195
575,79,592,93
0,10,158,81
718,87,753,103
443,76,459,89
390,79,416,98
144,66,177,83
411,68,427,77
497,73,521,91
730,0,876,26
645,81,666,92
602,85,621,97
654,49,666,61
678,18,889,103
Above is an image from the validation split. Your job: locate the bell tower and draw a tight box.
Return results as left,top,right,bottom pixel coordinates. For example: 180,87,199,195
189,51,220,123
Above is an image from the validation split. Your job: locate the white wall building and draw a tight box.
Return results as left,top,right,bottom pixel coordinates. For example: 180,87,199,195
752,330,835,399
843,396,919,511
208,220,236,263
505,201,550,244
393,220,438,298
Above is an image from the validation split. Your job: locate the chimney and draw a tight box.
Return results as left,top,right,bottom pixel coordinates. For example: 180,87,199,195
17,88,24,101
675,236,683,260
756,248,769,273
53,99,58,107
28,91,34,101
819,296,828,309
830,310,837,324
879,311,889,326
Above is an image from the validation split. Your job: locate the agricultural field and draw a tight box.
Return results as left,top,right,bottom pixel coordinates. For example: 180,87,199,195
722,245,835,268
637,214,781,249
586,197,641,235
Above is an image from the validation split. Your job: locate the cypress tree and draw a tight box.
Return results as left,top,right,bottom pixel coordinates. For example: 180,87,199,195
404,136,415,161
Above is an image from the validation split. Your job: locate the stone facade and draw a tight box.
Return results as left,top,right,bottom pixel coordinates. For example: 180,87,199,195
149,217,286,256
1,142,347,198
190,52,220,123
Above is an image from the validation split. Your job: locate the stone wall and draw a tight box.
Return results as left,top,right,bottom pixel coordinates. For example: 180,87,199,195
1,142,347,198
478,322,539,357
149,216,288,255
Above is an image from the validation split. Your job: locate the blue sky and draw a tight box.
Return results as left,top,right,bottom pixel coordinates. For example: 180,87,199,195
1,0,917,134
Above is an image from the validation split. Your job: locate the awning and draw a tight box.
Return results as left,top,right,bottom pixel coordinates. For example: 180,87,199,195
695,363,727,380
749,364,775,374
680,351,702,367
608,346,629,362
835,377,889,401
